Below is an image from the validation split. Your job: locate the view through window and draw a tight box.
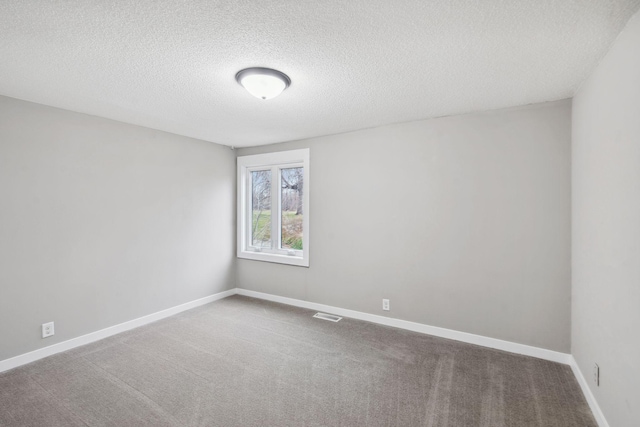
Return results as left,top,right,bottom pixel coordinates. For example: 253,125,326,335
280,167,303,250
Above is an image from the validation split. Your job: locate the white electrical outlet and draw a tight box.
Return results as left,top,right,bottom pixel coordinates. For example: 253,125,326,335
382,299,390,311
42,322,54,338
594,363,599,386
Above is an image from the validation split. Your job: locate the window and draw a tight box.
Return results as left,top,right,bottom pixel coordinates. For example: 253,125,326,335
237,149,309,266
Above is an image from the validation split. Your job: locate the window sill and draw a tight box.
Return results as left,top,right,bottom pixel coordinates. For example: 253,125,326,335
237,251,309,267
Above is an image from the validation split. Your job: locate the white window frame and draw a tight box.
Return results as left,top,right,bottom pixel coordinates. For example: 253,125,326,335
237,149,309,267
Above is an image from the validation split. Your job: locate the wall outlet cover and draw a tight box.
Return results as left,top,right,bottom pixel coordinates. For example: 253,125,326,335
42,322,54,338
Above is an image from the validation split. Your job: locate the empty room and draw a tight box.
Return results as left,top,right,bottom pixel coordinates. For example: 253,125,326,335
1,1,639,426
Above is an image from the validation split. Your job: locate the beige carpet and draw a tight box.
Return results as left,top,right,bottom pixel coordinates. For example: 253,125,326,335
0,295,596,426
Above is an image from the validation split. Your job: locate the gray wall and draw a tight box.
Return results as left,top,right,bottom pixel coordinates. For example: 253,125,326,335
237,100,572,353
572,10,640,427
0,96,235,361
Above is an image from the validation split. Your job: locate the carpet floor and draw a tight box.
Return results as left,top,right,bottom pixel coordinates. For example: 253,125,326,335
0,295,596,426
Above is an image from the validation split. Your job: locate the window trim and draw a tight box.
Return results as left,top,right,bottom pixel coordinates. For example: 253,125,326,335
237,149,310,267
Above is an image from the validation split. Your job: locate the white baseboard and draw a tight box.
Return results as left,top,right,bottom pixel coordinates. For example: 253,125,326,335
1,286,573,369
0,288,236,373
236,288,573,365
2,286,604,426
569,356,609,427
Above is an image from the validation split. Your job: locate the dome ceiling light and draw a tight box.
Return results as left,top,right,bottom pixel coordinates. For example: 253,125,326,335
235,67,291,100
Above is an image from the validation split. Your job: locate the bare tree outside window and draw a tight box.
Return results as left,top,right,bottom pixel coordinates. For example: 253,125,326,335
251,170,271,248
281,167,303,250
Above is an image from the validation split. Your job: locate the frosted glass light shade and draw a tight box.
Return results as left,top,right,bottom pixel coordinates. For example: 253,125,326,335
236,68,291,100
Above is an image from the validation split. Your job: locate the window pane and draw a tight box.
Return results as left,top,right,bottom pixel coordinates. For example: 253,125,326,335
281,167,303,250
251,170,271,248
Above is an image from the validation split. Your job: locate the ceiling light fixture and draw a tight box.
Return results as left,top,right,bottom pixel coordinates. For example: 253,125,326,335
235,67,291,100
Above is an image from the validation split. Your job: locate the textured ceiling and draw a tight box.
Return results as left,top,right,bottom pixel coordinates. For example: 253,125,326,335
1,1,639,147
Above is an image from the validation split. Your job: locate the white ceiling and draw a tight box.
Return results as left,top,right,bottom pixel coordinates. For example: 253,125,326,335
1,1,639,147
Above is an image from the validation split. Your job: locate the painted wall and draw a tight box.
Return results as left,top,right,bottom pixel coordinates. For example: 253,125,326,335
572,10,640,427
0,96,235,361
237,100,572,352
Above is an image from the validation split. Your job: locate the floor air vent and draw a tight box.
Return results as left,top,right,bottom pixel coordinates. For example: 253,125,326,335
313,312,342,322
